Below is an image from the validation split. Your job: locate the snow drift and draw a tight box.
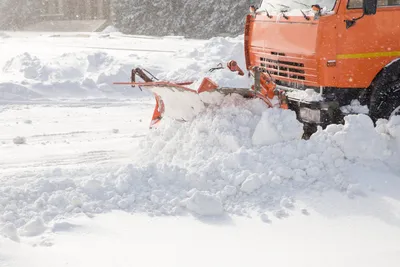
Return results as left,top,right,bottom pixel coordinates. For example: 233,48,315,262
1,52,150,100
1,94,399,241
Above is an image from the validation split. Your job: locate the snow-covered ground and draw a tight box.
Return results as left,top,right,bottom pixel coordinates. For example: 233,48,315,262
1,31,400,267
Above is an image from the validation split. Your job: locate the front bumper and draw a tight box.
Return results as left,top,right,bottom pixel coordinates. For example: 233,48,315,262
278,86,343,127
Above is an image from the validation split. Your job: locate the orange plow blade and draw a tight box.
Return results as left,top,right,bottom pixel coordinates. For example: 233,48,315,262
115,77,279,128
113,62,290,127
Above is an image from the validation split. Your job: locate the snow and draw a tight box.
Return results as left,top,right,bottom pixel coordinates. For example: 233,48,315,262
12,136,26,145
183,190,224,216
287,88,324,102
188,68,253,91
252,108,304,146
0,32,400,267
341,99,369,114
240,174,263,193
2,211,400,267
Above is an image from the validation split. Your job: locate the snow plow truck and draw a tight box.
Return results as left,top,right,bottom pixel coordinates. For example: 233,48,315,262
115,0,400,134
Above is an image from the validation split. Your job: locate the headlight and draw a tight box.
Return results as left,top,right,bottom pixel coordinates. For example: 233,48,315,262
299,108,321,123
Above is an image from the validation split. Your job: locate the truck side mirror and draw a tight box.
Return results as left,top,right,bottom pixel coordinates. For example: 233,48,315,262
346,0,377,28
363,0,377,15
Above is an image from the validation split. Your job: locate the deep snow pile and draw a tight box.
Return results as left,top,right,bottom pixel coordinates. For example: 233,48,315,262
1,95,399,241
138,96,399,215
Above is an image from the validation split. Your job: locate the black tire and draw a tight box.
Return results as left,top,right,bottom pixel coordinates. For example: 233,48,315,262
369,64,400,122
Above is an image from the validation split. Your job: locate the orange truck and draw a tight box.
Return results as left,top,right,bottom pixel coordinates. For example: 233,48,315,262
246,0,400,131
116,0,400,133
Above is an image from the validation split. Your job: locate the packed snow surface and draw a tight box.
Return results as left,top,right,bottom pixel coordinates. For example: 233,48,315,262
1,32,400,267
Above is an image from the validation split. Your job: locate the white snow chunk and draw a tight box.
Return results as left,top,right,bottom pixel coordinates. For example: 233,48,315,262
260,214,271,223
20,217,47,237
13,136,26,145
252,108,303,146
332,114,389,160
240,174,262,194
221,185,237,198
340,100,369,115
183,191,224,216
301,209,310,216
82,180,104,196
1,223,20,242
280,197,295,209
273,209,289,219
51,222,78,232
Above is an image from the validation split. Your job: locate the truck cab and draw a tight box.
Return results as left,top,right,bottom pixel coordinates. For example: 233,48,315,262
246,0,400,128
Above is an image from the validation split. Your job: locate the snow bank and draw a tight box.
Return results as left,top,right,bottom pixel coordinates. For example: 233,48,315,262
163,36,247,83
312,114,399,166
1,99,400,240
0,35,246,101
0,51,150,99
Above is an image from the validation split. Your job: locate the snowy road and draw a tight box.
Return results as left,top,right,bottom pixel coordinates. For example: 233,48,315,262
0,100,152,178
1,31,400,267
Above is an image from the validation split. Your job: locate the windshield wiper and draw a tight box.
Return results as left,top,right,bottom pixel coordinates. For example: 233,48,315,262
300,10,310,20
275,4,291,20
293,1,311,20
265,9,273,18
280,10,289,20
256,8,273,18
265,3,288,19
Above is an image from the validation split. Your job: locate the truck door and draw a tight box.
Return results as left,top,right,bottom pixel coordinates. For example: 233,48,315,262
335,0,400,88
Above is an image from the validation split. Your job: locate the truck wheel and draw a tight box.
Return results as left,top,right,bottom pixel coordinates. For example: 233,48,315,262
369,77,400,122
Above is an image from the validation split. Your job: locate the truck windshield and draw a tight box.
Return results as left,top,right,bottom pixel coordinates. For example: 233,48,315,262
260,0,337,12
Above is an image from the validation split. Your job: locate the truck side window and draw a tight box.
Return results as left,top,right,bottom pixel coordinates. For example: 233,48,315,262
348,0,400,8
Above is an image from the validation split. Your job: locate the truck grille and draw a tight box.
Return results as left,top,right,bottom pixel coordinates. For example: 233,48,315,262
260,57,306,81
252,49,318,88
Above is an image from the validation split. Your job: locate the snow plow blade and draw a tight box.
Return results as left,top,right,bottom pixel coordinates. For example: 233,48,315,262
113,64,290,128
114,78,274,128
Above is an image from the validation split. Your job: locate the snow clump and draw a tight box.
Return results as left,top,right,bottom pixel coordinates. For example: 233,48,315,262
13,136,26,145
183,190,224,216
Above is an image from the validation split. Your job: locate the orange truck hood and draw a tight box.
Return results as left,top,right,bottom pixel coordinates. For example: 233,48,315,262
250,20,317,54
245,15,320,87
